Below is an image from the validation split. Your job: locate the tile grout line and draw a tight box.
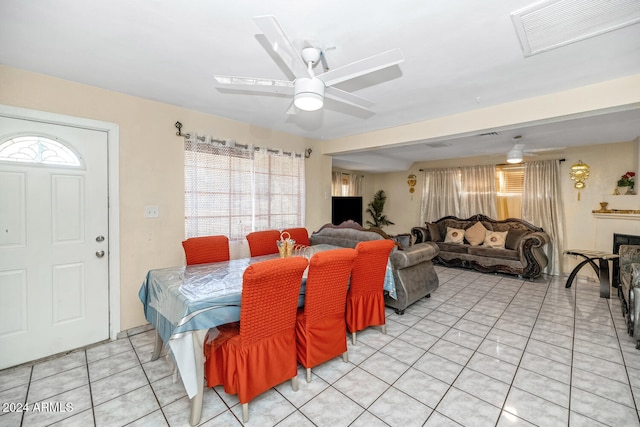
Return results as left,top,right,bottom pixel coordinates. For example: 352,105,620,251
491,276,552,426
84,349,98,427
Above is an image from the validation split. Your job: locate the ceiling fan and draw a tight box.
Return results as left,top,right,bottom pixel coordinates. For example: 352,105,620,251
213,15,404,114
506,136,566,163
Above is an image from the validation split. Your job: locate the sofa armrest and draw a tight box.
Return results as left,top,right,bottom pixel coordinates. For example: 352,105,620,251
621,245,640,267
519,231,550,250
632,263,640,287
518,231,550,277
411,227,429,244
391,242,439,269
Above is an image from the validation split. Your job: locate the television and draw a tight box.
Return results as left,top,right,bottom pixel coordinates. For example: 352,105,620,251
331,196,363,226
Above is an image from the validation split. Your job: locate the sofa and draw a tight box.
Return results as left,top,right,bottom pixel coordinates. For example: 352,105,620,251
619,245,640,348
309,221,440,314
412,214,550,279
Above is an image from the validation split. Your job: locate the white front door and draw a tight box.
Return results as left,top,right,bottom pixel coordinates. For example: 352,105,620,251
0,116,109,369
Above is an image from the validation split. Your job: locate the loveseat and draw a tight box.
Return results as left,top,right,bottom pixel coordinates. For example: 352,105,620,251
412,214,550,279
309,221,440,314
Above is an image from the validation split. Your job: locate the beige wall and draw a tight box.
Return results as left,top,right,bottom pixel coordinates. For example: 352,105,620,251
0,65,331,330
364,140,639,279
3,64,638,331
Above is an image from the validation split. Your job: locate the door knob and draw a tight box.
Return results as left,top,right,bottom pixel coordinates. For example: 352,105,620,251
96,250,105,258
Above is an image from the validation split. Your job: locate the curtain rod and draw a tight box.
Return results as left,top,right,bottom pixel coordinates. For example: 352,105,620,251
418,158,566,171
174,121,312,158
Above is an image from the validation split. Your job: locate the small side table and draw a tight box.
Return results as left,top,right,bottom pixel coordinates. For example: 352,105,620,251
564,249,620,298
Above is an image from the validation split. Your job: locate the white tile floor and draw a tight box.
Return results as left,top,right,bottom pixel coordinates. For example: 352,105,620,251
2,265,640,426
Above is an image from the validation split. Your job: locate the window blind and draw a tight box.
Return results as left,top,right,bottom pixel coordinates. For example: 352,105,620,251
496,165,525,195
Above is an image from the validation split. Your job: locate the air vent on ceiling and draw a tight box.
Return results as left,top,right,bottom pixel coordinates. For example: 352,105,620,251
478,132,500,137
424,142,450,148
511,0,640,57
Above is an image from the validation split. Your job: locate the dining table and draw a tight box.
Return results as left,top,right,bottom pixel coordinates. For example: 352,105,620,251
138,244,397,425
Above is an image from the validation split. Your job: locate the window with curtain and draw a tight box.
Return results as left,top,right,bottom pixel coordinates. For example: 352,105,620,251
331,171,362,196
496,165,524,219
184,136,305,240
420,160,564,276
420,165,497,223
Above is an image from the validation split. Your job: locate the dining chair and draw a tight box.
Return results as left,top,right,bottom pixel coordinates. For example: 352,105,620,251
246,229,281,257
181,235,230,265
282,227,311,247
346,239,395,345
295,248,357,382
203,256,309,423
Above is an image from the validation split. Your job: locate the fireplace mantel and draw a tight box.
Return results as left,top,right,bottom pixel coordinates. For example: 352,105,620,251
592,211,640,220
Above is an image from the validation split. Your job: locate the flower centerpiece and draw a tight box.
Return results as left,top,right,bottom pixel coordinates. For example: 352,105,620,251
617,171,635,194
618,172,635,188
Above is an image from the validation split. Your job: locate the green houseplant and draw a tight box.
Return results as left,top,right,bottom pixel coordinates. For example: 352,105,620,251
618,171,635,189
366,190,394,228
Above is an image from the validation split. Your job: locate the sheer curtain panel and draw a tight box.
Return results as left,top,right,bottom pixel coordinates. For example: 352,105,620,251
522,160,565,276
254,148,305,231
331,172,362,196
420,168,461,224
184,135,305,240
459,165,498,219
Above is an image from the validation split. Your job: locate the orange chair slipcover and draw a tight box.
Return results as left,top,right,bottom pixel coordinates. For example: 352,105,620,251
181,235,230,265
246,230,281,257
346,239,395,344
204,256,309,422
282,227,311,247
295,248,357,382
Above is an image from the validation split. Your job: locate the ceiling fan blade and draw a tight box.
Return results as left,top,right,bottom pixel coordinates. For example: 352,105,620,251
325,86,375,110
213,75,293,94
525,146,567,152
317,48,404,87
253,15,309,78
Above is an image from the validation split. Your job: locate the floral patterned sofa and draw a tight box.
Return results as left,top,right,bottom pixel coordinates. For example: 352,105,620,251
412,214,550,279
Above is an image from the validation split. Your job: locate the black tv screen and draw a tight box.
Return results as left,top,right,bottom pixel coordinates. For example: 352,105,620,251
332,196,363,226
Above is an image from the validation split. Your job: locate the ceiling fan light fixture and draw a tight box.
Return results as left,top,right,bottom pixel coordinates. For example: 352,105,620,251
507,147,524,163
294,78,325,111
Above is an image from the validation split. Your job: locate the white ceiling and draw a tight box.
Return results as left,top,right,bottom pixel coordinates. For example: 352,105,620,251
1,0,639,172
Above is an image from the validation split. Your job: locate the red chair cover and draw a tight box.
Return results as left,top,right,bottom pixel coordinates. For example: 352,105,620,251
246,230,281,257
282,227,311,247
346,240,395,334
295,248,357,370
182,235,230,265
204,256,308,404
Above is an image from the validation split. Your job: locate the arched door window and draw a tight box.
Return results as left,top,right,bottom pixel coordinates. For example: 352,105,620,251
0,135,82,167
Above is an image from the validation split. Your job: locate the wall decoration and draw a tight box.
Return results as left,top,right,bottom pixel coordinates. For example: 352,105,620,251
407,174,417,193
569,160,590,200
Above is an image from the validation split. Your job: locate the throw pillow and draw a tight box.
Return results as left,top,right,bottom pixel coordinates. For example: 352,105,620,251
444,227,465,244
464,221,487,246
426,222,442,242
505,229,530,250
484,230,508,248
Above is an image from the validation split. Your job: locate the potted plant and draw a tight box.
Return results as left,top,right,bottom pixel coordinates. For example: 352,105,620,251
366,190,394,228
618,171,636,194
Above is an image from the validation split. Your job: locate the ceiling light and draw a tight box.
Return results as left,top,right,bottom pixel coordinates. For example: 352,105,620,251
507,147,523,163
294,78,324,111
